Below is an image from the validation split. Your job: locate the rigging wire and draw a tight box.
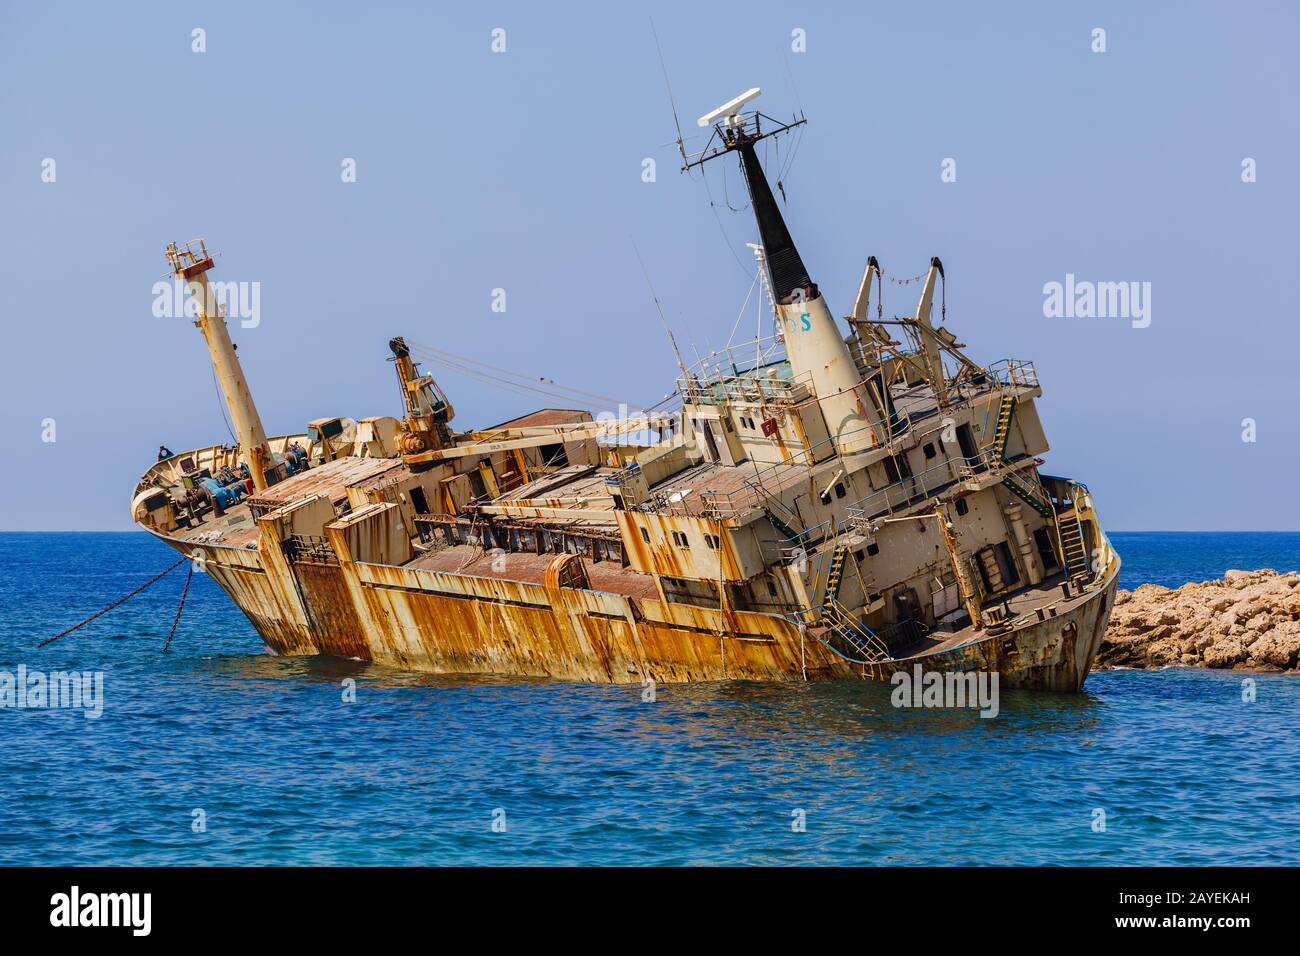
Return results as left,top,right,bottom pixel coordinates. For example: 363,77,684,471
405,342,635,409
410,351,608,407
701,169,757,280
723,269,760,352
211,363,237,443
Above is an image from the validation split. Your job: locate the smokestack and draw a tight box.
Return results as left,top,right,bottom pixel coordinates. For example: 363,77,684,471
734,140,885,455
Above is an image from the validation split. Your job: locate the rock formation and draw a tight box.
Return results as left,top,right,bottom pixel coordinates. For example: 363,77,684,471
1098,569,1300,671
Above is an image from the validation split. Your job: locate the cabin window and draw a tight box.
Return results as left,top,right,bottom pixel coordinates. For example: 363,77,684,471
834,482,847,499
670,530,690,549
866,542,880,556
704,533,721,550
923,442,937,460
539,443,569,468
639,527,651,544
955,498,969,516
854,549,864,562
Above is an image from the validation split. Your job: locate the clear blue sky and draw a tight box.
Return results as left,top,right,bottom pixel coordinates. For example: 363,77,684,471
2,1,1297,531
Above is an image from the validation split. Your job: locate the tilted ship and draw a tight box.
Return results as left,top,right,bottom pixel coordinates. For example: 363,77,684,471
131,91,1120,691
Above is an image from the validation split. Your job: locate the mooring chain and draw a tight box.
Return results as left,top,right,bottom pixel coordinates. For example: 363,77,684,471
162,562,195,653
37,556,188,648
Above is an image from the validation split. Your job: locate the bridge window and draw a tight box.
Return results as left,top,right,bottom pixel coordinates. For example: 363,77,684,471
866,542,880,556
956,498,969,516
639,527,650,544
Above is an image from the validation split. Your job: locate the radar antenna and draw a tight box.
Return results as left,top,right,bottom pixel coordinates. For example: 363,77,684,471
680,88,807,172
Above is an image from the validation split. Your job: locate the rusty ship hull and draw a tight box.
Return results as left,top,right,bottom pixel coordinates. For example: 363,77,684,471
138,444,1119,692
134,92,1121,693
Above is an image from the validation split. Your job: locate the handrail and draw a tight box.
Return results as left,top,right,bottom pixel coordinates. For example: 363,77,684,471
842,450,994,526
793,600,892,664
981,358,1039,388
677,366,813,406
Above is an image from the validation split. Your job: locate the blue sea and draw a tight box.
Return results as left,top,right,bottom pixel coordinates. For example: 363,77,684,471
1,531,1297,866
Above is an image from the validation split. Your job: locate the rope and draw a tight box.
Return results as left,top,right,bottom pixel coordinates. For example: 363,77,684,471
162,562,195,653
38,557,187,648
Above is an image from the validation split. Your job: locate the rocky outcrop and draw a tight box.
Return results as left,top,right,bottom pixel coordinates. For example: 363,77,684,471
1098,569,1300,671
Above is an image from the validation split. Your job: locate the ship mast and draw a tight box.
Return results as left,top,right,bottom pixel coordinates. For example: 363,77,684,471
165,240,273,491
684,90,887,457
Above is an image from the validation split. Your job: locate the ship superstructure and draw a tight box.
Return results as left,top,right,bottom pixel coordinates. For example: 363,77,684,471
131,91,1119,690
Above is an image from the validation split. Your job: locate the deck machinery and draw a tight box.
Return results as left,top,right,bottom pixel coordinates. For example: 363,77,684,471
132,92,1119,690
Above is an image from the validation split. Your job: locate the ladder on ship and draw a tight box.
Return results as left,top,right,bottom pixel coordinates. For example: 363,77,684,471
1001,469,1053,518
813,600,891,664
820,544,850,607
753,481,810,549
991,393,1017,460
1057,508,1090,581
765,505,801,542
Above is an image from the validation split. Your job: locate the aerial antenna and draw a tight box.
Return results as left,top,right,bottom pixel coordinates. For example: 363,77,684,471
632,241,689,383
650,18,688,168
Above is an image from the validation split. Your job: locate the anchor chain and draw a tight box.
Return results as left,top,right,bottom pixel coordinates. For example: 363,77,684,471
38,556,187,648
162,562,195,653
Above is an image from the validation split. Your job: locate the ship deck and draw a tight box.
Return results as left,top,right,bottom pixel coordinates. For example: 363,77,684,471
407,544,660,601
889,569,1093,659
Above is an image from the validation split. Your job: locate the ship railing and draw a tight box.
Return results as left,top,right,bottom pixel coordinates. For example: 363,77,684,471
841,452,996,531
680,335,785,379
874,618,929,651
283,534,338,564
790,600,893,665
982,359,1039,389
677,367,811,407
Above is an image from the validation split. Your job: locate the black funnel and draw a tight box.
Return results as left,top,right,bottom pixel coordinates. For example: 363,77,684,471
737,140,813,302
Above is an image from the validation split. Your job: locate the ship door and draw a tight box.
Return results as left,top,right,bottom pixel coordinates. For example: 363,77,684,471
704,421,735,466
893,587,922,624
955,423,981,468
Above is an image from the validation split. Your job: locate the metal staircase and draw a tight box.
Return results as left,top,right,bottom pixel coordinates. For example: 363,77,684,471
991,393,1017,459
810,600,892,664
764,505,801,543
1001,469,1053,518
820,544,850,607
1057,508,1090,581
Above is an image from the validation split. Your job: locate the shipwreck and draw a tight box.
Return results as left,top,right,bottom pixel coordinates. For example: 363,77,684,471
131,90,1120,690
